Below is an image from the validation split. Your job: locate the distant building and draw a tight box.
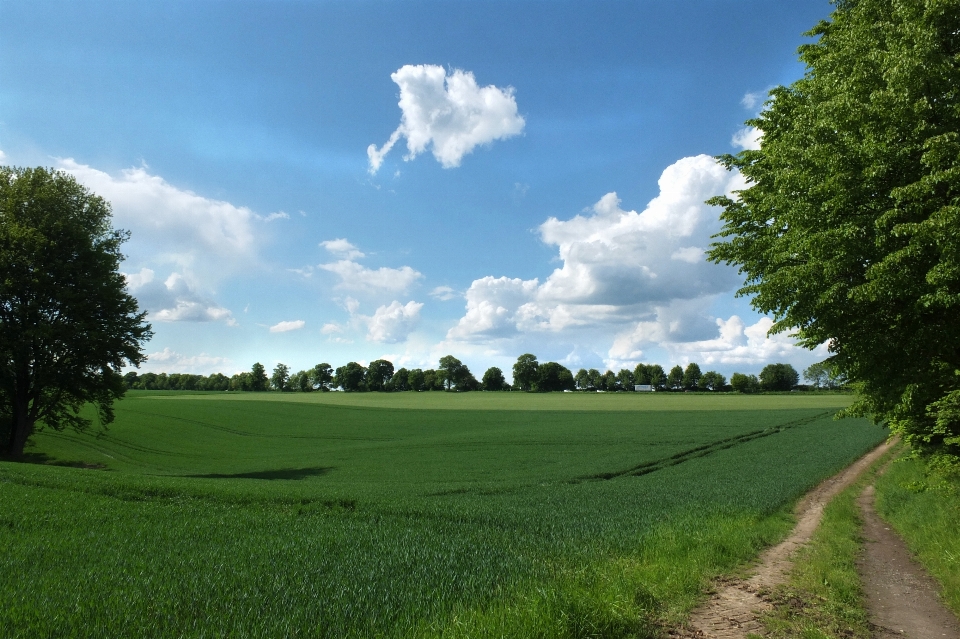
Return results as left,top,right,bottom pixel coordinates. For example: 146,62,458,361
635,384,654,392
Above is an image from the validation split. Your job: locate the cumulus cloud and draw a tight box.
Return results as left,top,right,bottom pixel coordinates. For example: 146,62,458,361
429,285,459,301
143,347,232,375
124,270,235,324
269,320,305,333
448,155,743,342
741,91,765,110
321,238,365,260
367,64,525,174
731,127,762,151
366,301,423,343
320,260,422,295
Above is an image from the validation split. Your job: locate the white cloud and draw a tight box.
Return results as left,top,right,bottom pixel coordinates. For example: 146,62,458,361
321,238,365,260
741,91,765,110
262,211,290,222
732,127,762,151
367,64,525,173
123,267,155,289
0,149,6,163
320,260,422,295
429,285,459,301
127,271,236,324
448,155,743,342
320,322,343,335
366,301,423,343
269,319,305,333
143,347,232,375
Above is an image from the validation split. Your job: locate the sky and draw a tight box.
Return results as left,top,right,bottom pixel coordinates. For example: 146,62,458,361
0,0,837,380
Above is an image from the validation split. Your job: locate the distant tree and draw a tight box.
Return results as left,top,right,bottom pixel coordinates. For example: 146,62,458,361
574,368,591,390
310,363,333,391
271,364,291,392
512,354,539,391
230,372,252,391
335,362,366,392
700,371,727,391
633,364,650,385
617,369,634,391
759,363,799,391
682,363,703,391
250,363,269,392
438,355,474,390
481,367,508,391
648,364,666,390
600,370,618,391
288,370,312,392
803,361,846,390
537,362,575,392
390,368,410,391
423,369,439,391
667,365,684,390
407,368,425,391
365,359,395,392
730,373,761,394
587,369,602,390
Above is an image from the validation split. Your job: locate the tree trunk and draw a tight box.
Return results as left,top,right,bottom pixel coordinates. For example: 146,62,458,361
7,392,33,458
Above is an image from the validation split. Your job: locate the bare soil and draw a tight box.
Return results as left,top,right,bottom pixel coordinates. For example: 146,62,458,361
673,440,895,639
857,484,960,639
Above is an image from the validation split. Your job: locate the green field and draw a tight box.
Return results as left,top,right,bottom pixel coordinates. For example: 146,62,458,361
0,392,885,637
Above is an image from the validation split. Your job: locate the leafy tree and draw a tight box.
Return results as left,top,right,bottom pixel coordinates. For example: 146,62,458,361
271,364,291,392
759,363,799,391
423,369,440,391
600,370,618,391
633,364,650,385
310,363,333,391
390,368,410,391
617,369,634,391
707,1,960,463
335,362,366,392
730,373,761,394
587,369,602,390
512,354,539,391
289,370,313,392
574,368,591,390
648,364,666,390
438,355,473,390
0,166,152,457
667,365,684,390
700,371,727,391
481,367,508,391
407,368,425,392
682,363,702,391
803,361,846,390
537,362,575,392
250,363,269,392
365,359,395,392
230,372,253,391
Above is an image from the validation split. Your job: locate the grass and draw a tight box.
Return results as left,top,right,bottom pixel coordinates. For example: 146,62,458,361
0,392,885,637
873,451,960,616
759,445,897,639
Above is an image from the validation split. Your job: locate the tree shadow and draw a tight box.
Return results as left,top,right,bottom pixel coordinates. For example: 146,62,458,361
2,452,107,469
184,466,334,480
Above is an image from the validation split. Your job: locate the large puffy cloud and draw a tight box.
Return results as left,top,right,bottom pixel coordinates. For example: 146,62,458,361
367,64,525,173
123,269,235,324
319,238,422,295
449,155,743,340
366,301,423,343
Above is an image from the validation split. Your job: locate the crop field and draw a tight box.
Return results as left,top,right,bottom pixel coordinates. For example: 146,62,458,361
0,392,885,638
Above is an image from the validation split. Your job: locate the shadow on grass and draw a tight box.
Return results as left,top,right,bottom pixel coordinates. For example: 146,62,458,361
2,452,108,469
184,466,334,480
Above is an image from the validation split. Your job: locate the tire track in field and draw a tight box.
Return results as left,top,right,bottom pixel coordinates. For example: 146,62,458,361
579,411,832,483
673,439,895,639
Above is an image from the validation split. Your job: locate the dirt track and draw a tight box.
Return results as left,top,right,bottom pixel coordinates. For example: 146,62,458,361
676,440,895,639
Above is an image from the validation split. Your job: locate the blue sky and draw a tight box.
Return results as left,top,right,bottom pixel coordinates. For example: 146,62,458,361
1,0,835,379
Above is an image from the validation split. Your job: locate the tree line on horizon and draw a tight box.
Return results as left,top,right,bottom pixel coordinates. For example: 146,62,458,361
123,354,845,394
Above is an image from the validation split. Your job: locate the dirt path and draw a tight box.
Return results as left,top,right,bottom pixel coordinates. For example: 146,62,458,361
675,440,895,639
857,484,960,639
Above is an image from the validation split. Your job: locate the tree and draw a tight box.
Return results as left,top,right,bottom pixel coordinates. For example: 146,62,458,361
730,373,760,394
700,371,727,391
289,370,313,392
438,355,473,390
365,359,395,392
574,368,591,390
271,364,291,392
803,361,846,390
407,368,425,391
250,363,269,392
310,363,333,391
682,363,702,391
633,364,650,385
759,363,799,392
667,365,684,390
707,1,960,464
390,368,410,391
513,354,539,391
648,364,666,390
537,362,575,392
334,362,366,392
481,367,507,391
600,370,618,392
617,369,634,391
0,166,152,457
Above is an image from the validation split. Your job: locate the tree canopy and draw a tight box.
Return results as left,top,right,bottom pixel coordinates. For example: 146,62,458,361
0,166,152,457
707,0,960,465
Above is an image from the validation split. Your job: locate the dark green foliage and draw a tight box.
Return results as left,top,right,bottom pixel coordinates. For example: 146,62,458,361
803,361,846,390
707,0,960,464
407,368,425,392
700,371,727,391
616,369,634,391
667,366,684,390
438,355,477,391
389,368,410,391
250,363,269,391
759,364,800,392
0,166,152,457
310,363,333,391
731,373,761,394
335,362,366,391
481,367,508,391
271,363,291,392
512,354,539,391
365,359,395,392
682,363,702,391
536,362,575,392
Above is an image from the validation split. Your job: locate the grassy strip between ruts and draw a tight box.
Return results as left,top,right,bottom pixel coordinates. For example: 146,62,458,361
874,450,960,617
758,442,899,639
